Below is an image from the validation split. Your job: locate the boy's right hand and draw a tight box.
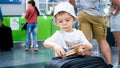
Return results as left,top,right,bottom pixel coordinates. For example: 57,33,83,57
53,45,66,57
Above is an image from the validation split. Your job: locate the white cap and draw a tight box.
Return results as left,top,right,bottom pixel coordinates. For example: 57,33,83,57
53,2,77,25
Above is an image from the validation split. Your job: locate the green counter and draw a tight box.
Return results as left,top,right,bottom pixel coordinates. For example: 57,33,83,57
3,16,58,42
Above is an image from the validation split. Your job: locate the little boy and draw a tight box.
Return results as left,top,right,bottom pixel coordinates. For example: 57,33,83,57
43,2,92,57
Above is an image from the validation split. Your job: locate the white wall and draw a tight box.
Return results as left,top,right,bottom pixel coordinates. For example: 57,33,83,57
0,0,26,16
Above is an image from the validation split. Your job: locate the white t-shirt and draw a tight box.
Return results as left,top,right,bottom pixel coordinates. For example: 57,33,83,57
48,29,92,52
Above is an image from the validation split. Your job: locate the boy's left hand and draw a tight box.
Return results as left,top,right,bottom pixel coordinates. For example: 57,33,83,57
64,44,91,57
72,43,91,55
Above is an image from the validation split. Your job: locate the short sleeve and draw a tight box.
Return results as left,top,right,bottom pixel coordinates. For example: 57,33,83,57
47,31,64,46
47,30,69,50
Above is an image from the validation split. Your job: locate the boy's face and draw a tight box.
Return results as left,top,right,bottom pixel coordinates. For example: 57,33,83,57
55,12,76,32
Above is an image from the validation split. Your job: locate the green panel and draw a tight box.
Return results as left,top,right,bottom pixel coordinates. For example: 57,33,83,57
52,25,60,34
3,16,53,42
15,17,26,41
37,16,52,40
4,16,27,41
3,17,11,27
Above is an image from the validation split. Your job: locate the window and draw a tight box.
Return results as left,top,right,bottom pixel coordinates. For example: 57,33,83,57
26,0,69,15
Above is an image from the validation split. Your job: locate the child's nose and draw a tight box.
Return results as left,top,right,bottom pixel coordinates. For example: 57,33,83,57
63,21,67,25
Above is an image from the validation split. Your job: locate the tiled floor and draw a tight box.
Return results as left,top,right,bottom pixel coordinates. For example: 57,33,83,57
0,41,54,68
0,41,119,68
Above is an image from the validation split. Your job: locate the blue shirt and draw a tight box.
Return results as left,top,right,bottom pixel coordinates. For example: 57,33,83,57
78,0,110,16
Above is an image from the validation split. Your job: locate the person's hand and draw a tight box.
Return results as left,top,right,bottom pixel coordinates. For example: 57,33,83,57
111,9,119,15
53,45,66,57
77,45,84,55
71,43,84,55
76,44,91,55
81,44,91,51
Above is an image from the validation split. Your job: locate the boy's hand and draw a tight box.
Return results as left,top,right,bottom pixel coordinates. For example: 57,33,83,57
59,44,91,57
53,45,65,57
65,44,84,56
71,43,91,55
81,44,91,51
77,45,84,55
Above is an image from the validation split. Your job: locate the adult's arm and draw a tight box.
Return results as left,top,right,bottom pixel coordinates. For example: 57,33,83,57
111,0,120,10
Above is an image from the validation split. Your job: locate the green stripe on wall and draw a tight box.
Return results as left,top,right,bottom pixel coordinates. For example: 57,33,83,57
3,16,54,42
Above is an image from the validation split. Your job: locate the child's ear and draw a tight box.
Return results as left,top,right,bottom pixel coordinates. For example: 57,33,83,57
73,18,76,23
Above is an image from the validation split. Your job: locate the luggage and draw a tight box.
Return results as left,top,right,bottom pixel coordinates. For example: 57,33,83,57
44,55,108,68
0,25,13,51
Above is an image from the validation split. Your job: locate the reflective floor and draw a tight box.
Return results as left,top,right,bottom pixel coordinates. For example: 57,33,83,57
0,41,119,68
0,41,54,68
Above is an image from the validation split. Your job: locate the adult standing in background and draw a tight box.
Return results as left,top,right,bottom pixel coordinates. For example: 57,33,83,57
0,7,4,26
69,0,77,15
77,0,113,68
111,0,120,65
69,0,78,29
25,0,39,53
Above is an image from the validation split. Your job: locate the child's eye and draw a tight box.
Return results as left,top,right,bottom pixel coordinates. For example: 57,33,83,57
59,21,63,23
66,19,70,22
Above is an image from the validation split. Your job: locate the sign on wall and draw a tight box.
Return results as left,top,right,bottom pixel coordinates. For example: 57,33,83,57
10,17,19,30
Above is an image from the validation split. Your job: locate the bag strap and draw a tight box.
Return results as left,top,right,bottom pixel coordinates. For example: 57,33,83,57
28,10,36,21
